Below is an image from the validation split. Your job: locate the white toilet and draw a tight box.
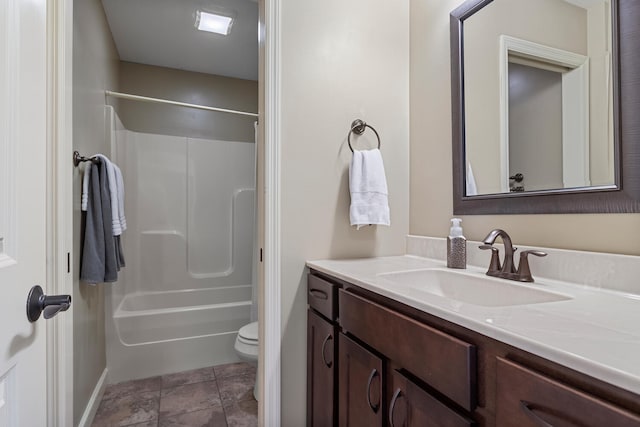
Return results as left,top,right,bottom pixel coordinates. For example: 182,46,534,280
234,321,259,401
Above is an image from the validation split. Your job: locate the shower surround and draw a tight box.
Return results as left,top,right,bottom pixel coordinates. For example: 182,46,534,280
104,107,255,382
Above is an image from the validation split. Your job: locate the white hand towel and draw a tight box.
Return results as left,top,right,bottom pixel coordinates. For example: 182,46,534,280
114,163,127,232
82,154,124,236
81,162,91,211
349,148,390,229
94,154,123,236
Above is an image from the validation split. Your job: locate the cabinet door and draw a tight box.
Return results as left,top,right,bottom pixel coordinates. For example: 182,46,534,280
388,370,476,427
339,333,384,427
497,357,640,427
307,310,337,427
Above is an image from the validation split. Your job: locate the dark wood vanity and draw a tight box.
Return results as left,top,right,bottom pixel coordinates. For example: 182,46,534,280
307,269,640,426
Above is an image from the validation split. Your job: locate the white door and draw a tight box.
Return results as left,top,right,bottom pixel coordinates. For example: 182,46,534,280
0,0,50,425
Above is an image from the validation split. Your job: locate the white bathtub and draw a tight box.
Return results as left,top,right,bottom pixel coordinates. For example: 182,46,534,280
106,286,251,382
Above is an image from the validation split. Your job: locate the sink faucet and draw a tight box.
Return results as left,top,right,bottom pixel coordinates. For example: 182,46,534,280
482,229,516,274
480,229,547,282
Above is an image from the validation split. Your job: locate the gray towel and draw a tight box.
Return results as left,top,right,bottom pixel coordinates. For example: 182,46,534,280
115,235,125,269
80,158,120,283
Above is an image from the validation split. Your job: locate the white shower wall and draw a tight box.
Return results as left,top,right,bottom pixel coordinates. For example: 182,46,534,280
105,106,256,382
117,130,255,292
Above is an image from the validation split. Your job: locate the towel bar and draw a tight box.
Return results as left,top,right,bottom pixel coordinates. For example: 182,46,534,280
348,119,381,153
73,151,99,167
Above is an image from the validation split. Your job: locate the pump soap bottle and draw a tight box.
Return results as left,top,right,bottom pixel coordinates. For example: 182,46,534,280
447,218,466,269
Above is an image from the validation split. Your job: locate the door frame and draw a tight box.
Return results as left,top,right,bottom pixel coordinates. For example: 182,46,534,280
47,0,74,425
261,0,282,425
498,35,590,192
47,0,284,424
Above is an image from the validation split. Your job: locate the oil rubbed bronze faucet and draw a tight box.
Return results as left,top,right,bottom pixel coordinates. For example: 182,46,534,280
479,229,547,282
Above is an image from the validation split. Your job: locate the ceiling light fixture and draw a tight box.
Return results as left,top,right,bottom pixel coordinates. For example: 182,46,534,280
195,10,234,35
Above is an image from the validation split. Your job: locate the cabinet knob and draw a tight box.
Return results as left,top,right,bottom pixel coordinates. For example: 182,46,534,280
309,288,328,300
366,368,380,413
389,388,404,427
321,333,333,368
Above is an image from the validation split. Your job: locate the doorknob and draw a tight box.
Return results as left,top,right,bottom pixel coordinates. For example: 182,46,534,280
26,285,71,322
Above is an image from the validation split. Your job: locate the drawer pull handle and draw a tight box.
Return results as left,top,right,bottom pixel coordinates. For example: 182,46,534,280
309,288,328,300
520,401,554,427
389,388,404,427
366,368,380,413
321,334,333,368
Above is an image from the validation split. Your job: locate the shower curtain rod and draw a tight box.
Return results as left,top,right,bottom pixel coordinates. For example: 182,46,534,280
105,90,259,118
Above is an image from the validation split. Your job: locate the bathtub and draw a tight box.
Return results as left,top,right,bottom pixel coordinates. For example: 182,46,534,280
106,286,251,383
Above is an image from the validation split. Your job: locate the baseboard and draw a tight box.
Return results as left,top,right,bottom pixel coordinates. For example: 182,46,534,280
77,368,108,427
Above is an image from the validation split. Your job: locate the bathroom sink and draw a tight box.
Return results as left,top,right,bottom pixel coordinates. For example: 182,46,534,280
377,268,571,307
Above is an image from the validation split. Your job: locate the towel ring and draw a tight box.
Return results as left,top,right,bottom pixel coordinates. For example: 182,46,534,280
348,119,381,153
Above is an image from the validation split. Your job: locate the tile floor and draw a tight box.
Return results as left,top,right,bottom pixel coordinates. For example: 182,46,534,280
92,362,257,427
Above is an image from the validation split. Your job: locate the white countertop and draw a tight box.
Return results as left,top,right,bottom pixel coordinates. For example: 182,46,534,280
306,255,640,395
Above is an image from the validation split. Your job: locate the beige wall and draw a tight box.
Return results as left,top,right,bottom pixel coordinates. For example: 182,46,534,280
72,0,119,423
279,0,410,423
410,0,640,256
118,62,257,142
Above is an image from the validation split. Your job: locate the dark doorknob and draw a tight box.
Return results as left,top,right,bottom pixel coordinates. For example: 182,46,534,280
26,285,71,322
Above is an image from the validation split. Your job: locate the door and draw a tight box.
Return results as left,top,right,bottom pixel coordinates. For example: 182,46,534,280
338,333,383,427
307,310,336,427
0,0,49,425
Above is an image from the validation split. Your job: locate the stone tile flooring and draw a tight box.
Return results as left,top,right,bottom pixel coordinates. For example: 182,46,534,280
92,363,257,427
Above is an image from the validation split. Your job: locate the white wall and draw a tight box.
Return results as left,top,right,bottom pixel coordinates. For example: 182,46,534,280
279,0,410,424
72,0,119,423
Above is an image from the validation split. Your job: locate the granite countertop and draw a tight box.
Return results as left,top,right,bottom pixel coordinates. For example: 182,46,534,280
306,255,640,395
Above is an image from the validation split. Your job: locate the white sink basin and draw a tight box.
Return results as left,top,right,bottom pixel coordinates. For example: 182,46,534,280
377,268,572,307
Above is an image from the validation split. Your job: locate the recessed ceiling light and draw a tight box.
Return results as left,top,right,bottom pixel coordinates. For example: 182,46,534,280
195,10,234,35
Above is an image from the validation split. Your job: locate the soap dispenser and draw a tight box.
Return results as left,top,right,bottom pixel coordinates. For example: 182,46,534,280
447,218,466,269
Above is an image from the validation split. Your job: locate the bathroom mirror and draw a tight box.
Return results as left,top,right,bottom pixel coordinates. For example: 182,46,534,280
450,0,640,214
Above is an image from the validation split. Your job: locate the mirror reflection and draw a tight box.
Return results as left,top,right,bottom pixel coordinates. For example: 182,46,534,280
463,0,613,195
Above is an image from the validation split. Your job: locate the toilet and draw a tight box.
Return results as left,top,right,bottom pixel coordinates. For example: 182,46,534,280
234,321,259,400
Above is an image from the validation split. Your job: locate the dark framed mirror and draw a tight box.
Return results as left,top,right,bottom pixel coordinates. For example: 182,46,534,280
451,0,640,214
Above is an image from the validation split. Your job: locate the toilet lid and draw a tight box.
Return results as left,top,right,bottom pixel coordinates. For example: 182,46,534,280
238,321,258,342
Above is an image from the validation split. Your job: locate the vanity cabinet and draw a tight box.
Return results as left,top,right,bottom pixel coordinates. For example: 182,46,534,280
307,270,640,427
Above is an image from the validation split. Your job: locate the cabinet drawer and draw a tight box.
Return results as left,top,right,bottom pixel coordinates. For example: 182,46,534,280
308,274,339,321
496,357,640,427
339,290,476,411
389,370,476,427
